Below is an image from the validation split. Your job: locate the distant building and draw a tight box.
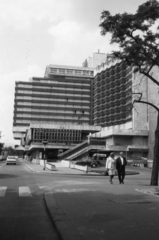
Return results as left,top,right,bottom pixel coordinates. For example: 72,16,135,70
83,50,107,68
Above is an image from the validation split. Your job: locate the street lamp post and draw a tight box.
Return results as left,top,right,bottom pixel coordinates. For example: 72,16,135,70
126,146,128,161
42,140,48,170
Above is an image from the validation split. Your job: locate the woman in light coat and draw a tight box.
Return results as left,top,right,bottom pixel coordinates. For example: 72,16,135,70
106,152,116,184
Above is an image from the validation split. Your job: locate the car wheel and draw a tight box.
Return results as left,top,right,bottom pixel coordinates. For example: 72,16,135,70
91,163,97,168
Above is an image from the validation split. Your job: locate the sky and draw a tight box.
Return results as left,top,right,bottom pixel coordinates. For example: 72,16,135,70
0,0,146,147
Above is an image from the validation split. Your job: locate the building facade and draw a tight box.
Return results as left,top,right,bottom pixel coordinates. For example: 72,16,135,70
13,65,94,141
13,53,159,161
92,59,159,160
93,60,132,127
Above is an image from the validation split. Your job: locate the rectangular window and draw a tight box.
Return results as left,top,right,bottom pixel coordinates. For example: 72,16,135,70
59,69,65,74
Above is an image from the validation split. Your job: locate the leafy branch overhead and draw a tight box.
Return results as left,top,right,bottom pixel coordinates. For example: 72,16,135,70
99,0,159,86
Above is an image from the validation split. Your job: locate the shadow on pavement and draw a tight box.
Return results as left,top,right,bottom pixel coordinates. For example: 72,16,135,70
45,189,159,240
0,174,18,179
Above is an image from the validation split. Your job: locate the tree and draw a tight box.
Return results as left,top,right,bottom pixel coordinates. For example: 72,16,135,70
82,59,88,67
99,0,159,185
0,143,4,155
3,146,16,156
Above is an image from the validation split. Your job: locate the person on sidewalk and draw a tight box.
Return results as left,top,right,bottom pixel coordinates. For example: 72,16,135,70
116,152,127,184
106,152,116,184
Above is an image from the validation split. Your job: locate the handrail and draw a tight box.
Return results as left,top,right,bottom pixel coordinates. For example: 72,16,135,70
58,140,88,159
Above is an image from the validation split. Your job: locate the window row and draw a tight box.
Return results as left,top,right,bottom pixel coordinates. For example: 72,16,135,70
16,92,90,97
15,102,90,108
15,120,90,126
17,81,91,88
15,109,90,114
16,88,90,94
15,97,90,103
49,68,94,77
15,114,90,120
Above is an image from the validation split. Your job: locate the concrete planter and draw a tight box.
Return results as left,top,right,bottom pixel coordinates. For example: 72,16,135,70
147,160,153,169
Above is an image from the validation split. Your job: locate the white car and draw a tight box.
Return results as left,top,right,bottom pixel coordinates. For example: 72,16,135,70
6,156,17,165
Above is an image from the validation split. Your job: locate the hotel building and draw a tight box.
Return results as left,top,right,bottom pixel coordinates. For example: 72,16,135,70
13,64,102,160
13,53,159,161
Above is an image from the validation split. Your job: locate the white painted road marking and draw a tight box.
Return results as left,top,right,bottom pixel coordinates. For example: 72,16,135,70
19,187,32,197
0,187,7,197
55,188,96,193
0,186,54,197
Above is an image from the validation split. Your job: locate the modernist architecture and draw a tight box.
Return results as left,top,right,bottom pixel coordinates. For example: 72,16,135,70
93,61,132,127
90,60,159,160
13,52,158,161
13,65,94,137
13,64,101,160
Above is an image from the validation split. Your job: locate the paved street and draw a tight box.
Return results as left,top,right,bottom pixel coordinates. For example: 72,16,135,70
25,161,159,240
0,160,59,240
1,159,159,240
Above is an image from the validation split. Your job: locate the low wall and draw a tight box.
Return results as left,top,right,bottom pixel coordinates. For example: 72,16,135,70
61,160,70,167
70,163,88,172
61,160,88,172
40,159,56,171
147,160,153,169
128,159,153,169
32,159,40,165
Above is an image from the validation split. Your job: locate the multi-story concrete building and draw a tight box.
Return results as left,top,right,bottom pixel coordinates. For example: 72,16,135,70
13,52,158,161
13,65,94,139
91,58,159,160
86,50,107,68
93,60,132,127
13,65,102,160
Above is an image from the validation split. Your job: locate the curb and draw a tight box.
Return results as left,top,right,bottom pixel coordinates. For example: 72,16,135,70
44,191,82,240
23,163,39,173
23,163,102,176
23,163,139,176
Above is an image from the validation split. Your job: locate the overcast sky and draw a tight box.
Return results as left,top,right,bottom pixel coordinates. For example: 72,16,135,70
0,0,146,146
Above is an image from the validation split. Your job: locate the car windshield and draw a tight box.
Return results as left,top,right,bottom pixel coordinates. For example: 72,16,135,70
7,156,16,159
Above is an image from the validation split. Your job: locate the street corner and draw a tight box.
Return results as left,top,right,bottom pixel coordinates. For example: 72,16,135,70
44,191,83,240
23,163,35,172
135,187,159,197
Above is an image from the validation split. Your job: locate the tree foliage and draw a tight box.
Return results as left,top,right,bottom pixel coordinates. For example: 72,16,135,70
3,146,16,156
82,59,88,67
100,0,159,86
0,143,4,154
99,0,159,185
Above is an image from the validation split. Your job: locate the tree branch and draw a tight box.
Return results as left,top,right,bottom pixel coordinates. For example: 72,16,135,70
133,99,159,112
140,70,159,86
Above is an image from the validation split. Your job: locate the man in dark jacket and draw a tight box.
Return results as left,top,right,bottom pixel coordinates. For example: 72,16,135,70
116,152,127,184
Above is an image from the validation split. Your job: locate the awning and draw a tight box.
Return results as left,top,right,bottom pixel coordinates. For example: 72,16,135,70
15,146,25,151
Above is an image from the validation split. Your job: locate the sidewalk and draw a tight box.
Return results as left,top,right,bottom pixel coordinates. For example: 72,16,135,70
23,160,159,240
23,160,139,176
23,160,100,175
44,167,159,240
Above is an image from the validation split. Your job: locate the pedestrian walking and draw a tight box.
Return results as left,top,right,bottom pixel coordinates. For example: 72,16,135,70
105,152,116,184
116,152,127,184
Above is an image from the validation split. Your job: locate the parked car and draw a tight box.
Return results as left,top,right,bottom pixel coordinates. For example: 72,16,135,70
92,153,107,161
75,159,102,168
6,156,17,165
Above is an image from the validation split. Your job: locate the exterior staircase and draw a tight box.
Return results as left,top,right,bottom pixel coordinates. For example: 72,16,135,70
58,139,106,161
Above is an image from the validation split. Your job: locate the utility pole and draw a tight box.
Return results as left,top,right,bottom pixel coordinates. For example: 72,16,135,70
42,140,48,170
